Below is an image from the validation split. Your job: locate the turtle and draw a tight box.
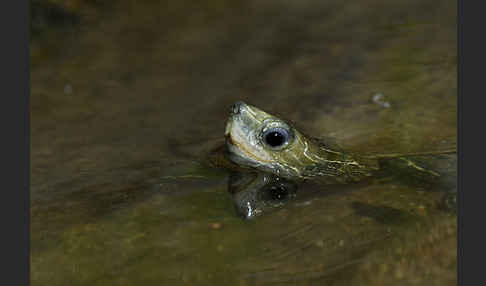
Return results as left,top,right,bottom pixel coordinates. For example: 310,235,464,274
187,101,456,218
163,101,456,218
222,101,456,184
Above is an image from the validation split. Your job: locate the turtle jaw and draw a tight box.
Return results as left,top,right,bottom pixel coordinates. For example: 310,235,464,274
224,102,272,169
224,124,267,170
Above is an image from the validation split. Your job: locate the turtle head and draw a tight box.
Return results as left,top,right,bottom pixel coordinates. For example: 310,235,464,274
224,101,320,178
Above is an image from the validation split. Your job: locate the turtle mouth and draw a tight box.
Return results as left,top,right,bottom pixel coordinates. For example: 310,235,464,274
224,115,234,137
225,132,273,167
225,133,235,146
224,104,273,167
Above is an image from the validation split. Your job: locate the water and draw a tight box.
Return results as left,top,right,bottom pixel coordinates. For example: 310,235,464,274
31,0,456,285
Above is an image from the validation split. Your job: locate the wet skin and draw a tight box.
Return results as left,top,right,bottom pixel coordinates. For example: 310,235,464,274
224,101,455,184
225,101,379,183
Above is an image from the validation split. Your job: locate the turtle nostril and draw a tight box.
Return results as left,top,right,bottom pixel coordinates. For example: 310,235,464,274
231,103,240,114
231,101,246,115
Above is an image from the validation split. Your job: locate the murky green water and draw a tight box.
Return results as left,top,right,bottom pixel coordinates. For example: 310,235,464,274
31,0,456,285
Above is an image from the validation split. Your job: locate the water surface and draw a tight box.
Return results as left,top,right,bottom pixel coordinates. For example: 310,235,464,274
31,0,456,285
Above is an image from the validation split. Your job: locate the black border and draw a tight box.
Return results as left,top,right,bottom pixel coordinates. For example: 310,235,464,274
458,0,484,285
2,0,30,285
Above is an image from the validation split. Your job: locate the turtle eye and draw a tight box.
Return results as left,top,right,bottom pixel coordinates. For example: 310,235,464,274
262,127,290,148
268,185,289,201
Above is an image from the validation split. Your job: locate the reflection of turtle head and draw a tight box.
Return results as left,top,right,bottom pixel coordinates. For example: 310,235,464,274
224,101,327,179
228,171,298,219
